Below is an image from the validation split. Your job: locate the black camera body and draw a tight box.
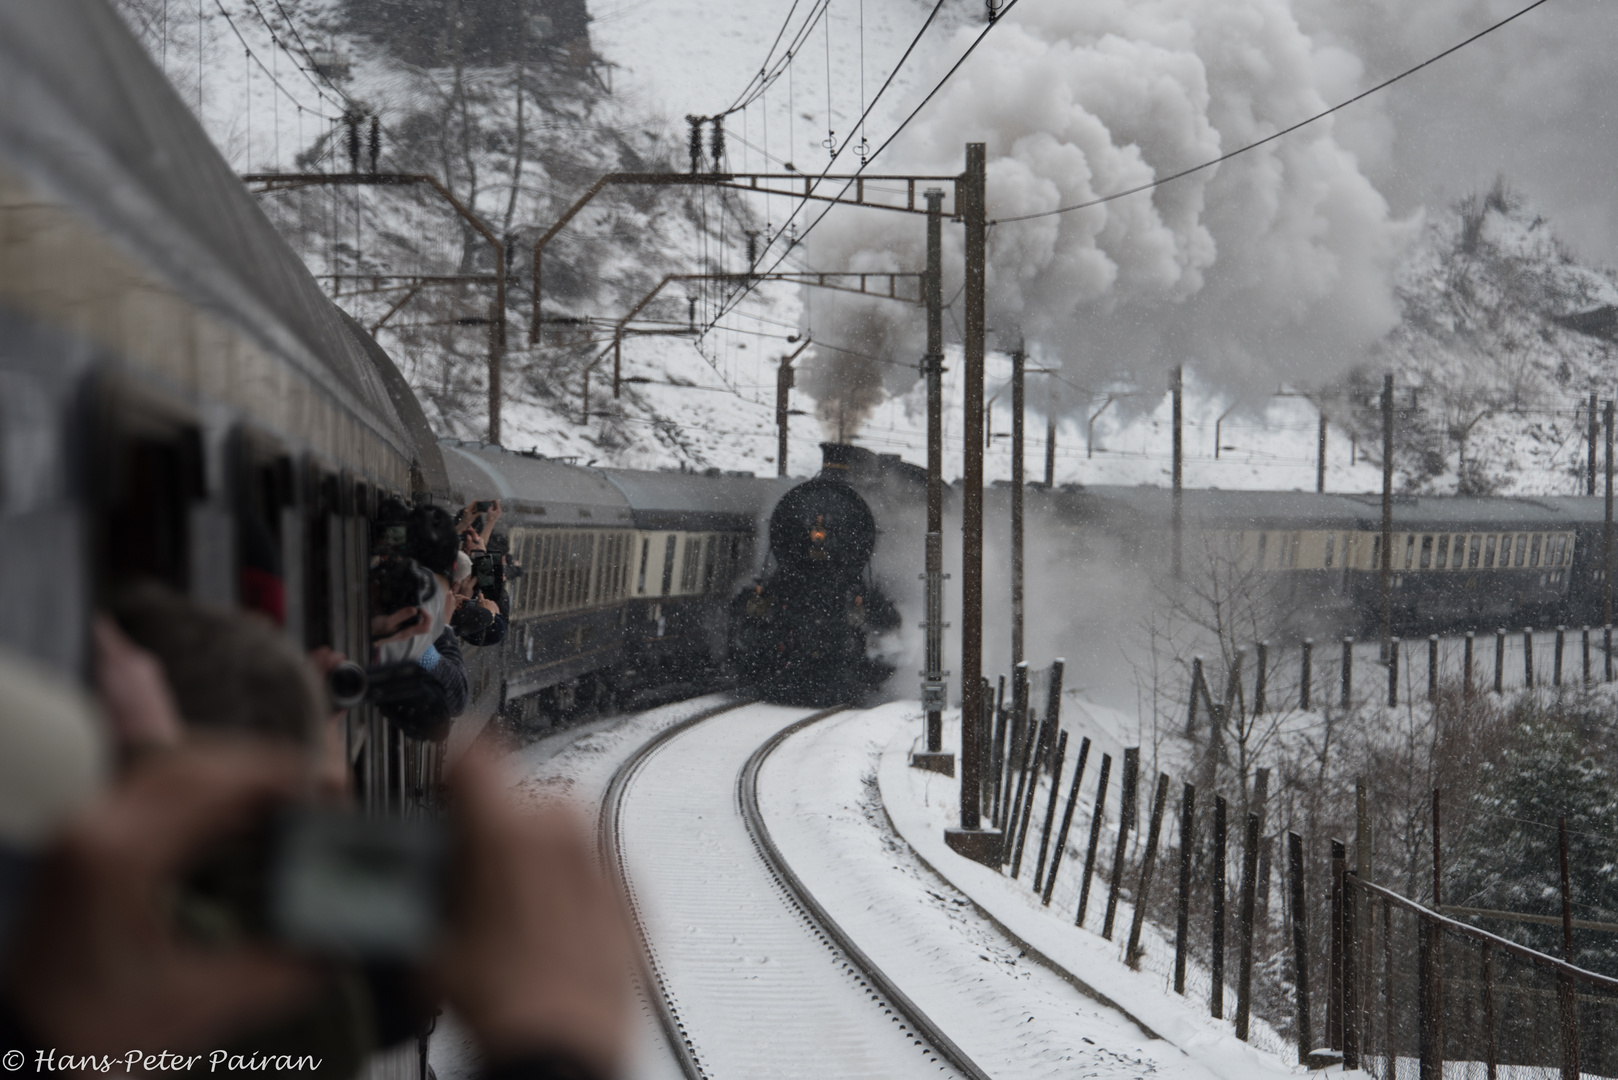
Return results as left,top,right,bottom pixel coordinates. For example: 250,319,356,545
328,661,453,741
370,555,433,616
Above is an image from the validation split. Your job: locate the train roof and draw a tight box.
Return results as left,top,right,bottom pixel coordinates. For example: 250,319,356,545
1057,485,1605,531
440,441,633,526
599,470,797,531
0,0,417,461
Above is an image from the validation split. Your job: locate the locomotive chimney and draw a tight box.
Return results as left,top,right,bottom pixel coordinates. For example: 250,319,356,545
819,441,858,479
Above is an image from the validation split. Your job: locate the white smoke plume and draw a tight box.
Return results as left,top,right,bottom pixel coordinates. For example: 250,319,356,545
801,0,1419,432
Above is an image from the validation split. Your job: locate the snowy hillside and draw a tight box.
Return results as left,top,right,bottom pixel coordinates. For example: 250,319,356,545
110,1,1618,495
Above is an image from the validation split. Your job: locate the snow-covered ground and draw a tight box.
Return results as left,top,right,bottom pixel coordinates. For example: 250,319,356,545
428,695,741,1080
760,703,1250,1079
864,704,1304,1080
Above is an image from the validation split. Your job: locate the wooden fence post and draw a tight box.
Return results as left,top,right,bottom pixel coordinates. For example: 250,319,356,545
1465,630,1475,696
1287,832,1311,1065
1558,818,1580,1080
1235,809,1262,1040
1011,715,1054,877
1041,736,1089,906
1000,710,1037,868
1495,627,1505,693
1582,626,1592,687
1102,747,1140,940
1555,625,1565,687
1031,730,1069,892
1341,637,1353,707
1188,655,1203,735
1388,637,1400,707
1343,872,1360,1069
1300,639,1313,710
1075,753,1112,928
1173,782,1196,994
1330,838,1345,1050
1254,640,1268,715
1126,773,1170,968
1428,634,1439,701
1212,794,1227,1019
1524,626,1535,688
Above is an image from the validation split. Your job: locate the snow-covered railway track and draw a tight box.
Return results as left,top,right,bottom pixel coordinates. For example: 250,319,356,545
600,701,989,1080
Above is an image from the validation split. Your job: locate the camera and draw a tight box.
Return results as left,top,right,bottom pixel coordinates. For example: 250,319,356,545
268,806,447,961
470,552,504,594
370,555,433,616
183,805,448,962
327,661,453,740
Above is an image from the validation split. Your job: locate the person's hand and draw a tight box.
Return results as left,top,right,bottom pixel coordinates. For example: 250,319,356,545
439,752,631,1077
370,606,427,645
94,615,183,755
483,500,503,527
477,597,500,617
2,744,321,1055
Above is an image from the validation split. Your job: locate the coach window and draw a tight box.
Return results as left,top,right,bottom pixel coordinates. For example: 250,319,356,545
1324,533,1335,569
1466,534,1479,568
1514,533,1528,567
1435,535,1449,569
1403,534,1415,570
1256,532,1268,568
1530,534,1543,567
1555,534,1569,566
1419,535,1433,569
636,537,651,594
660,535,677,596
1483,535,1497,567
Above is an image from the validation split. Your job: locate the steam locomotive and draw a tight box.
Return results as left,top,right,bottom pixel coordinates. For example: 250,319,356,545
727,443,901,706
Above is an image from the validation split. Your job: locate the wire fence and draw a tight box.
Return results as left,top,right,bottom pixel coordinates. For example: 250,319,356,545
1348,876,1618,1080
971,658,1618,1078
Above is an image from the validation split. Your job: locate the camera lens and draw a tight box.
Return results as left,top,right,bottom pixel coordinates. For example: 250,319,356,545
328,662,369,708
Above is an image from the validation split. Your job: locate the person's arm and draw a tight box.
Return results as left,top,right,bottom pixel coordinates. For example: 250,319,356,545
426,630,469,717
441,753,630,1080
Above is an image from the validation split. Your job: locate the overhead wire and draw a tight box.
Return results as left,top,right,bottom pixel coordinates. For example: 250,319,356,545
701,0,1008,335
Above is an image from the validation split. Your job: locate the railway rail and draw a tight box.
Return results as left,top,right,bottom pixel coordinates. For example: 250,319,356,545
599,700,990,1080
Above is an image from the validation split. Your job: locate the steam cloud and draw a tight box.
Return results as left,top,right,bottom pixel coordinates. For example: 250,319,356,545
802,0,1421,433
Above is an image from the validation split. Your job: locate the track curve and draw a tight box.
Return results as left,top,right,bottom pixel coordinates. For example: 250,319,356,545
600,701,990,1080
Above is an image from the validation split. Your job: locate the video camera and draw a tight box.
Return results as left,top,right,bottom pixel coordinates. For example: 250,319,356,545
370,554,434,617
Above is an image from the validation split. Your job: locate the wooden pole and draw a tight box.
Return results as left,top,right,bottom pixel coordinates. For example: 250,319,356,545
1012,344,1025,669
1524,626,1535,688
957,142,987,834
1388,636,1399,707
1188,656,1203,734
1126,773,1171,968
1211,795,1228,1019
1235,809,1262,1040
1076,752,1112,927
1465,630,1474,697
1301,639,1313,710
1288,832,1312,1064
1317,410,1328,493
1042,736,1090,906
1381,373,1395,649
1330,838,1345,1050
1172,365,1184,580
921,188,947,747
1558,817,1580,1080
1555,625,1565,687
1428,634,1439,701
1607,399,1615,627
1495,627,1505,693
1031,730,1068,892
1341,637,1353,707
1254,640,1269,716
1045,377,1057,488
1173,782,1196,993
1589,391,1600,496
1103,747,1139,940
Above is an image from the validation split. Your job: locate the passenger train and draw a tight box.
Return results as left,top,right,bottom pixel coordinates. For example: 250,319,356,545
1057,486,1607,636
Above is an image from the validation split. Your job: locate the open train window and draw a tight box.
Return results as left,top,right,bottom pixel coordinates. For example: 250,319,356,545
636,537,650,594
96,386,206,597
1514,534,1528,567
1530,534,1542,567
1404,535,1416,570
1435,535,1449,569
1419,535,1433,569
233,430,296,630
